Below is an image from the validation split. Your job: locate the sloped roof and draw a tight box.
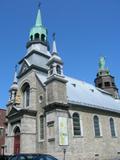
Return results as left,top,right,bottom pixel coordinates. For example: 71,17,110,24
36,73,120,113
66,76,120,113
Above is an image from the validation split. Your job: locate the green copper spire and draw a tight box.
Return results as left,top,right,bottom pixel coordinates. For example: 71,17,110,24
35,8,42,27
29,4,47,42
99,56,105,70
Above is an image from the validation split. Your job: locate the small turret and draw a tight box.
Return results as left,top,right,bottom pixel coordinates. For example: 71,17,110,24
45,34,67,105
47,33,64,77
9,66,18,104
94,56,119,98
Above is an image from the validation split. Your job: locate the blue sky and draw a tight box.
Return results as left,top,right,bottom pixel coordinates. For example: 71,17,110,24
0,0,120,108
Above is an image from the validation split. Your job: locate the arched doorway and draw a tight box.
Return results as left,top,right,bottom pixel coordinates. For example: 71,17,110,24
14,126,20,154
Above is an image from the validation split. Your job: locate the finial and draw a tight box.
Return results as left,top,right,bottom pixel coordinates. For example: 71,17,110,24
13,65,18,84
53,33,56,41
38,1,42,9
35,1,42,26
52,32,57,54
15,64,17,72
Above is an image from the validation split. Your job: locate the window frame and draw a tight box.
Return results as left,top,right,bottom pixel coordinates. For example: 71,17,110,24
56,65,61,75
104,81,110,87
93,115,101,137
22,83,30,108
109,117,116,137
72,112,82,137
40,115,44,140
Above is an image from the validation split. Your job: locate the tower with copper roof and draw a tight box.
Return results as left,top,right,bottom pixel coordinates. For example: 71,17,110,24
94,56,119,98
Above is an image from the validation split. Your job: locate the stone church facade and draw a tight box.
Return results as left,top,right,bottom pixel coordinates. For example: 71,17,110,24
5,6,120,160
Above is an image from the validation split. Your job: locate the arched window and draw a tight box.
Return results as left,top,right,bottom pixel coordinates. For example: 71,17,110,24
40,115,44,139
110,118,116,137
73,113,81,136
22,83,30,108
41,34,45,42
35,33,40,40
56,65,61,75
30,35,33,41
93,115,100,137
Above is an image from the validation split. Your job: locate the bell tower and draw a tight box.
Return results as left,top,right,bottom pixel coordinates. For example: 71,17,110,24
94,57,119,98
27,4,48,48
18,4,51,78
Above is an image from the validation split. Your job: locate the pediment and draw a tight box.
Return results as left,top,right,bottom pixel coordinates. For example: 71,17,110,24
7,106,20,117
18,59,30,76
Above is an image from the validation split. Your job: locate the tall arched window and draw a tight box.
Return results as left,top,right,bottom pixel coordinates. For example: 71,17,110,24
94,115,100,137
110,118,116,137
40,115,44,139
22,83,30,108
73,113,81,136
35,33,40,40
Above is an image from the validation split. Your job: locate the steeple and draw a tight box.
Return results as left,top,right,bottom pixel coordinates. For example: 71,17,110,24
94,57,119,98
45,34,68,105
9,66,18,103
28,3,47,45
35,5,42,27
13,66,18,84
18,3,51,79
47,33,63,77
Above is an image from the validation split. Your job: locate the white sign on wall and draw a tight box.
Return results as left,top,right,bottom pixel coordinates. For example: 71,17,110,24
58,117,68,145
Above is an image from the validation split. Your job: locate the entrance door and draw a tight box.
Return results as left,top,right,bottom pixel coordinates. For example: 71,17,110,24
14,126,20,154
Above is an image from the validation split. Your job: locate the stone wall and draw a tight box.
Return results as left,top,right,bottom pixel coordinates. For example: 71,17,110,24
20,115,36,153
41,107,120,160
46,80,67,105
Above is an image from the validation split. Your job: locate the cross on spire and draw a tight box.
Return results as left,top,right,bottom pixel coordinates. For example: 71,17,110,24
35,1,42,26
53,33,56,41
52,32,58,54
15,65,17,72
38,1,42,9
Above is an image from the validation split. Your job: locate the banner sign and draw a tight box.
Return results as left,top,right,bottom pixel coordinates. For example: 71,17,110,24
58,117,68,145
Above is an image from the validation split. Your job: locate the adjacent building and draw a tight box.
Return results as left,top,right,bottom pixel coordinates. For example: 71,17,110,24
5,6,120,160
0,108,6,155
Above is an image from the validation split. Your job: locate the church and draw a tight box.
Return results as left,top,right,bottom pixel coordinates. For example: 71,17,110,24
5,5,120,160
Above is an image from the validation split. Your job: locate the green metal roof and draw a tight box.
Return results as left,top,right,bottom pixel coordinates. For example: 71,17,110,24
35,9,42,27
29,8,47,39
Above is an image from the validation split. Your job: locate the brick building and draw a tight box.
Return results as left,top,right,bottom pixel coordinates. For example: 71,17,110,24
0,109,6,155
